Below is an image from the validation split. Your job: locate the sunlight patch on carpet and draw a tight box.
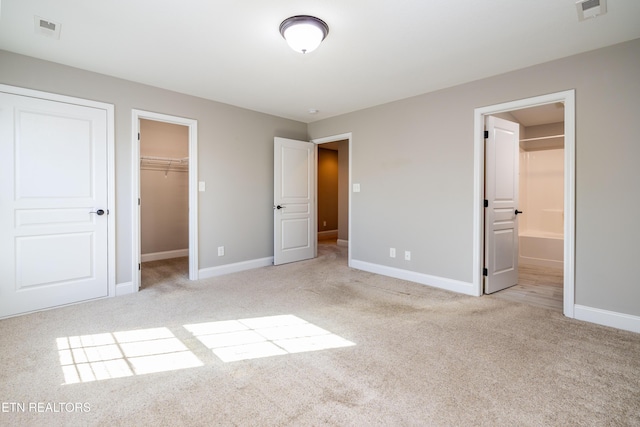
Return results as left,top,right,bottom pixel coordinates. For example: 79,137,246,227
57,327,203,384
184,314,355,362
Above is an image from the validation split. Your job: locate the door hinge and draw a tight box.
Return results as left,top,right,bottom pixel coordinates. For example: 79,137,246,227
138,263,141,271
484,199,488,208
138,132,140,141
484,130,489,139
483,268,488,276
138,198,141,206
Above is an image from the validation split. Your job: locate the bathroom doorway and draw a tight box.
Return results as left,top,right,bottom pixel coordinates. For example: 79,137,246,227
489,104,565,311
473,90,576,318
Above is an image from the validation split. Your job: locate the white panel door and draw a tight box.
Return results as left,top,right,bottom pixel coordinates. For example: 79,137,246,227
274,137,316,265
0,93,109,317
484,116,521,294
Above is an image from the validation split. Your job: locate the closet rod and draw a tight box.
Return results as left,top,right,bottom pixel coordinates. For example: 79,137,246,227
140,155,189,164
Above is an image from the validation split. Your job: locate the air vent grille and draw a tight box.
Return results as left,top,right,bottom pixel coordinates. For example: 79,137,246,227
34,16,61,39
581,0,600,11
39,19,56,31
576,0,607,21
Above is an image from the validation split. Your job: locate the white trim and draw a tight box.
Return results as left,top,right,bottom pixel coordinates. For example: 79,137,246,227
473,90,576,317
132,109,199,292
574,305,640,334
519,256,563,270
0,84,117,299
199,257,273,279
115,281,135,296
318,230,338,239
311,133,353,267
141,249,189,263
351,259,476,295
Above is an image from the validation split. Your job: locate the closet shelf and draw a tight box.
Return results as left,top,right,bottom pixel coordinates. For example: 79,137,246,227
140,156,189,173
520,134,564,142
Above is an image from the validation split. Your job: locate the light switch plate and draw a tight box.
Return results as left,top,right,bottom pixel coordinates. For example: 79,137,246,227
353,183,361,192
199,181,205,192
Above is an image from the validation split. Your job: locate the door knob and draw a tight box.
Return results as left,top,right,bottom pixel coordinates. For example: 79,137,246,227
515,209,523,215
90,209,105,216
275,205,285,210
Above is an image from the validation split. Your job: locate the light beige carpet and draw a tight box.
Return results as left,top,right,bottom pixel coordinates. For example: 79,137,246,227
1,243,639,426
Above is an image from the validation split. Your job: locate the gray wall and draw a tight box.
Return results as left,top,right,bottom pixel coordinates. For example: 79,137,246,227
309,38,640,317
0,50,307,284
1,38,639,317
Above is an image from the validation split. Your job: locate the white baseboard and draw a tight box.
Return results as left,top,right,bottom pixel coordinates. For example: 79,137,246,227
115,281,135,296
574,304,640,334
318,230,338,239
519,256,563,270
199,257,273,279
350,259,475,296
141,249,188,262
337,239,348,247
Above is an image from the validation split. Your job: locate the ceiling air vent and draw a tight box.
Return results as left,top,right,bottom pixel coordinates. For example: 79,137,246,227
34,16,61,39
576,0,607,21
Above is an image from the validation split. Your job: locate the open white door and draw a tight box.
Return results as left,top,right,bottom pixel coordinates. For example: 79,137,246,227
274,137,316,265
484,116,521,294
0,92,109,317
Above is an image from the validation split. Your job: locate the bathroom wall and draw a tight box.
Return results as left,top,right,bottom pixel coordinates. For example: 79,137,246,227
519,122,564,237
518,122,564,268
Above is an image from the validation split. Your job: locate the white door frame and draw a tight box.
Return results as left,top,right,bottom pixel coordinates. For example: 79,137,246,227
131,109,198,290
311,132,353,267
473,90,576,317
0,84,116,298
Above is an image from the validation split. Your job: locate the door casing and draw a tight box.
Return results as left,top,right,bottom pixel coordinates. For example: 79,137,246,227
131,110,198,290
473,90,575,317
311,133,353,267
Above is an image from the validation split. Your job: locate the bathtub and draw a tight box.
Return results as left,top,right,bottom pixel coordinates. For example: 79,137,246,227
519,231,564,269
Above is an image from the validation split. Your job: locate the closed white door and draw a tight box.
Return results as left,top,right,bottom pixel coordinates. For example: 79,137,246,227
273,137,316,265
0,92,109,317
484,116,520,294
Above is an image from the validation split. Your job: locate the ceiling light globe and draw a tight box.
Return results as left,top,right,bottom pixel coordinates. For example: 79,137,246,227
280,16,329,54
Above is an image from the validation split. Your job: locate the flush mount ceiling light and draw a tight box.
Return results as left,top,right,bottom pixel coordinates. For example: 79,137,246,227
279,15,329,54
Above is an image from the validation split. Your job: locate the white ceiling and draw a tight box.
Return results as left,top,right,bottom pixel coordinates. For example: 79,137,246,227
1,1,639,123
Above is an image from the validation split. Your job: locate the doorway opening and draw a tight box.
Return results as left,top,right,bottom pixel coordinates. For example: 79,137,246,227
312,133,352,267
485,105,565,311
139,119,189,288
131,110,198,292
473,90,575,318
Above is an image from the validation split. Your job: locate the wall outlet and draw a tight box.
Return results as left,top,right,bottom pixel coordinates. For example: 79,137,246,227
217,246,224,256
390,248,396,258
404,251,411,261
323,220,327,227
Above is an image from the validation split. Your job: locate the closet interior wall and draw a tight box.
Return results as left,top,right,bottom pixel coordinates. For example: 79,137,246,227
140,119,190,262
